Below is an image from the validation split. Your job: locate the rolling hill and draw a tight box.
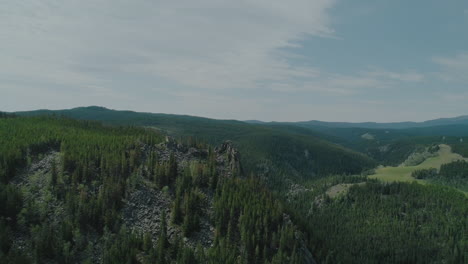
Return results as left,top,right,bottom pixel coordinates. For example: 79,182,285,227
269,115,468,129
15,106,376,180
3,109,468,263
16,106,468,171
0,116,315,263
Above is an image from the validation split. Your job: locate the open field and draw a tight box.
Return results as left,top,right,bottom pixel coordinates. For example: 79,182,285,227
369,144,467,183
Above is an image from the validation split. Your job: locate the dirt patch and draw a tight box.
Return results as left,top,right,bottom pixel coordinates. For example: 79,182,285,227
326,182,365,198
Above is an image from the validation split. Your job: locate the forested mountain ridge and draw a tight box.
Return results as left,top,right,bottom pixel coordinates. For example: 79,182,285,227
15,106,376,181
4,109,468,264
268,115,468,129
0,115,314,263
269,123,468,166
297,178,468,263
18,106,468,172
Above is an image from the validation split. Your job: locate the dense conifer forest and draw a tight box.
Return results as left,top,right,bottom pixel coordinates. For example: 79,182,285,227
0,116,307,263
17,107,377,179
411,160,468,191
306,182,467,263
5,0,468,262
1,112,468,263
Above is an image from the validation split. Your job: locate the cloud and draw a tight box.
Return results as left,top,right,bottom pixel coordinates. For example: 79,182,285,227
268,69,423,96
364,70,424,82
0,0,450,122
0,0,337,94
433,52,468,83
440,91,468,102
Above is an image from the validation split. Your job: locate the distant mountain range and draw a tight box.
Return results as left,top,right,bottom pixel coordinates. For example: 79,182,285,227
4,106,468,264
247,116,468,129
13,106,377,178
11,106,468,170
14,106,468,129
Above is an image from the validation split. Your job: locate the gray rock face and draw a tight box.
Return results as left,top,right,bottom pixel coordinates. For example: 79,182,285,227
283,214,317,264
121,139,241,249
155,137,208,166
12,151,60,186
122,182,214,248
122,184,172,242
11,151,68,260
214,140,242,177
10,139,316,262
154,138,241,178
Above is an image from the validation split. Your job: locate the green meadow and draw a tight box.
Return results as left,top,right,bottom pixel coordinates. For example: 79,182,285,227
370,144,467,183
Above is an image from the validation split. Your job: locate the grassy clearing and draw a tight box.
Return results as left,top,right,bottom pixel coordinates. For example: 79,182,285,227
370,144,467,184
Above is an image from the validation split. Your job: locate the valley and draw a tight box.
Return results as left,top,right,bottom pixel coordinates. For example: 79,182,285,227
4,2,468,263
1,109,467,263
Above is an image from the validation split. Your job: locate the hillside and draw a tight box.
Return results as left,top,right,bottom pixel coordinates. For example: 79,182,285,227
271,115,468,129
0,115,313,263
301,179,468,263
2,112,467,263
16,107,376,180
271,123,468,166
22,107,468,172
370,144,467,183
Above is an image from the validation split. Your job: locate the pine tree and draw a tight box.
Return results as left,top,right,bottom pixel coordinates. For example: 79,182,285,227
143,232,153,252
168,153,178,180
156,210,167,264
171,196,182,224
50,158,58,187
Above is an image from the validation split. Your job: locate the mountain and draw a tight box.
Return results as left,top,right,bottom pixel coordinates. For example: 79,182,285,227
15,106,468,171
15,106,376,180
0,115,315,263
270,115,468,129
266,120,468,166
3,109,467,263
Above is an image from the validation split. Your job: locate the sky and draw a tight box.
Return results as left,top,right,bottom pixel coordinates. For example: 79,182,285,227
1,0,468,122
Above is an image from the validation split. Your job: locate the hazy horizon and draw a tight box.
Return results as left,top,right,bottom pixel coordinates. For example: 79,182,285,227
2,1,468,122
8,105,468,124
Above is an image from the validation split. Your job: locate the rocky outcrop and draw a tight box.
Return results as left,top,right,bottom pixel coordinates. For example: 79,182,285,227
122,182,215,248
121,139,242,250
10,152,67,259
214,140,242,177
122,184,172,242
153,138,241,178
11,151,59,186
283,214,317,264
155,137,207,165
286,183,312,203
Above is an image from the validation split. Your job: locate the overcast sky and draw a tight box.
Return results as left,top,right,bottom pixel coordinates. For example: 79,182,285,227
2,0,468,122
